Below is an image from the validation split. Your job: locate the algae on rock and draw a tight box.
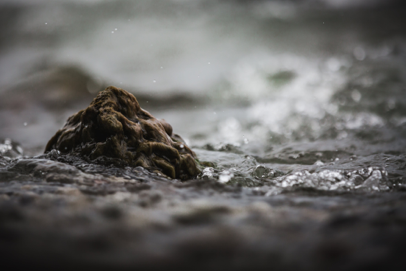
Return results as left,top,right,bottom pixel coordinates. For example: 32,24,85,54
45,86,200,180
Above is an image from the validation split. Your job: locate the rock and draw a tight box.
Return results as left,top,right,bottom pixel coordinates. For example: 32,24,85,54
45,86,200,180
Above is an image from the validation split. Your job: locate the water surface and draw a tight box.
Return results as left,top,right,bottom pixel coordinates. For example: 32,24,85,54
1,0,406,269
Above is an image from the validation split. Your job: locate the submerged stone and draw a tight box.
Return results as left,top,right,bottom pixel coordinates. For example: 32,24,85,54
45,86,200,180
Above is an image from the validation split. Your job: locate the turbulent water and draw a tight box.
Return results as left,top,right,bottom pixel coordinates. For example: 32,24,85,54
1,0,406,270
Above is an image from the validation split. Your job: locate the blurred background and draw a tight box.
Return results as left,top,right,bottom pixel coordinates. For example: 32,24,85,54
0,0,406,170
1,2,406,268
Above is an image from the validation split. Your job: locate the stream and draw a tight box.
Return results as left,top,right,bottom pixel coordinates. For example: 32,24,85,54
1,1,406,270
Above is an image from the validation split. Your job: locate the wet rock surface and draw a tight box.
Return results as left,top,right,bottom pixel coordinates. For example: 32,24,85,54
1,155,406,271
45,86,200,180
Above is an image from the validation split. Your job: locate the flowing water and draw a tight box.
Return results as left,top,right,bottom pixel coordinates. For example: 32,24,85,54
1,0,406,270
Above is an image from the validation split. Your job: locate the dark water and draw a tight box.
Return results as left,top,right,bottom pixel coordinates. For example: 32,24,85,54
1,0,406,270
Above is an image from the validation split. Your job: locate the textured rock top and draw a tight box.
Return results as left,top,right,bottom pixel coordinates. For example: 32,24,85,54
45,86,200,180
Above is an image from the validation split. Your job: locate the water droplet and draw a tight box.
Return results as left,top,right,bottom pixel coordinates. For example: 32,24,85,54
111,31,114,34
23,122,27,126
153,80,156,83
351,90,361,102
115,28,117,31
45,22,47,25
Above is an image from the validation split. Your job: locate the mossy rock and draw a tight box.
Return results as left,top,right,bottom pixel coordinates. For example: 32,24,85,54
45,86,200,180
